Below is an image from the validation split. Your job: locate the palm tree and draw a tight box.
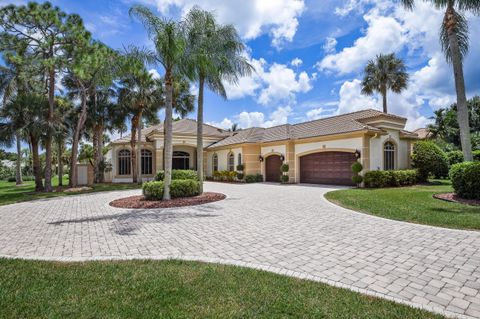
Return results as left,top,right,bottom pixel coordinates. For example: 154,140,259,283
130,5,186,199
361,53,409,114
228,123,239,132
183,7,253,194
400,0,477,160
118,49,163,184
171,77,195,119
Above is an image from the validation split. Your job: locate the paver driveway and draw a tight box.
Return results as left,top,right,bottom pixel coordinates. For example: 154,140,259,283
1,182,479,318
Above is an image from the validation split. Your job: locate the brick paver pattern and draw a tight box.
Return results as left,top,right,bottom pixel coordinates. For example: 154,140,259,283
1,182,479,318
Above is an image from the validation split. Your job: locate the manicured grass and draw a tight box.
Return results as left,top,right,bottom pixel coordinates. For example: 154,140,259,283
0,177,140,206
0,259,442,319
325,180,480,230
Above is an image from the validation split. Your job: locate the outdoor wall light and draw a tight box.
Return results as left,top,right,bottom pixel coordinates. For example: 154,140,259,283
279,154,285,161
259,155,264,162
354,150,361,159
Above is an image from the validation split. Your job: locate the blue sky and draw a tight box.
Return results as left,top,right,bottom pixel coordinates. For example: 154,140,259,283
2,0,480,135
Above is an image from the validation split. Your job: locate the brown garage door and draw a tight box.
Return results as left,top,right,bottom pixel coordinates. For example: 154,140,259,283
300,152,356,185
265,155,282,182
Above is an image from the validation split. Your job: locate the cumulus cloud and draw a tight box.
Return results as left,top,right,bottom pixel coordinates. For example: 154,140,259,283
148,68,161,80
323,37,337,53
144,0,305,47
209,105,293,129
291,57,303,67
317,12,406,74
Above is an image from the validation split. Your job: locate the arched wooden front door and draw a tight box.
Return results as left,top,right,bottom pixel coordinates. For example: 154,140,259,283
265,155,282,182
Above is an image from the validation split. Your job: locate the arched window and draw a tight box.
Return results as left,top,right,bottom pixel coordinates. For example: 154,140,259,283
172,151,190,170
228,152,235,171
141,149,153,175
212,153,218,172
118,149,131,175
384,142,395,170
238,153,242,166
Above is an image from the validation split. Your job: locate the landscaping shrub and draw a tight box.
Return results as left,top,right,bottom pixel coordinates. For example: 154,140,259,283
236,164,245,171
474,150,480,162
255,173,263,182
450,162,480,199
364,170,417,188
212,170,237,182
352,174,363,186
280,163,289,173
7,176,16,182
411,141,449,181
245,174,257,183
236,172,244,180
142,179,200,200
155,169,198,181
446,151,464,166
281,174,289,183
351,162,363,174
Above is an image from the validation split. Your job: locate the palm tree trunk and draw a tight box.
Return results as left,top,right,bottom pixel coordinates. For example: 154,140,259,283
130,114,139,184
31,136,43,192
445,5,473,161
137,110,143,184
197,76,205,194
382,87,388,113
44,66,55,192
163,69,174,200
57,141,63,187
97,123,104,183
70,87,89,188
15,130,23,185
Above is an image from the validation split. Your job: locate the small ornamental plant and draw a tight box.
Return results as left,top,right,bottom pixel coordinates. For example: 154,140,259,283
280,163,289,184
351,162,363,187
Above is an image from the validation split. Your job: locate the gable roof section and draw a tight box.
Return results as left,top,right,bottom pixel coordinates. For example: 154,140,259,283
111,118,227,144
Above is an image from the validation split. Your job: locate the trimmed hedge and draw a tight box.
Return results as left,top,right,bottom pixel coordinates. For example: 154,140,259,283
446,151,464,166
281,174,289,183
155,169,198,181
213,170,237,182
364,170,417,188
450,162,480,199
245,174,263,183
142,179,200,200
412,141,449,181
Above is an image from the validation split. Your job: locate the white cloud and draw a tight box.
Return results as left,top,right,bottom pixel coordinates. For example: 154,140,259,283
323,37,337,53
146,0,305,48
209,105,293,129
317,11,405,74
291,57,303,67
224,57,266,99
306,107,336,120
148,69,161,80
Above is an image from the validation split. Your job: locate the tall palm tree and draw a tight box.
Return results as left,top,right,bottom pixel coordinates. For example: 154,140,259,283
361,53,409,114
130,5,186,199
183,7,253,193
400,0,477,160
118,50,163,184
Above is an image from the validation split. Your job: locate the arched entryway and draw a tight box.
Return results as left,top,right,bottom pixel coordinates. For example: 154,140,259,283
265,155,282,182
172,151,190,170
299,151,356,185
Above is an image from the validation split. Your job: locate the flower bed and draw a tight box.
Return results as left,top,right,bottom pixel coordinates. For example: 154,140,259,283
109,192,226,209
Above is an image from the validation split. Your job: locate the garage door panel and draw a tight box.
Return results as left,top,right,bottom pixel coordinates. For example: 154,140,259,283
300,151,356,185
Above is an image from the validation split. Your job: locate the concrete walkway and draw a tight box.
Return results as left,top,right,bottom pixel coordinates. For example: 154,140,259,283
0,182,479,318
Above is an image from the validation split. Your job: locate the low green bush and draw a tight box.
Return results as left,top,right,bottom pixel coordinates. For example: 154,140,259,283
450,162,480,199
236,172,244,180
364,170,417,188
245,174,257,183
236,164,245,171
412,141,449,181
143,179,200,200
351,162,363,174
155,169,198,181
474,150,480,162
280,163,289,173
352,174,363,185
255,174,263,182
280,174,289,183
446,151,464,166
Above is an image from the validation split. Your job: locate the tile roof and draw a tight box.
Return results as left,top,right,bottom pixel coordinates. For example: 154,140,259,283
207,109,403,149
412,128,431,139
111,118,227,144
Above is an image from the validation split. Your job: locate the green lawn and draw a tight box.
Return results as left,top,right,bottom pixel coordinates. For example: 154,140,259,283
0,177,140,206
325,180,480,230
0,259,441,319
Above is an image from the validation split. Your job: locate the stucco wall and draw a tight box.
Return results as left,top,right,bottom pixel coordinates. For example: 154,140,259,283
206,147,242,176
261,144,286,157
295,137,362,156
369,130,409,170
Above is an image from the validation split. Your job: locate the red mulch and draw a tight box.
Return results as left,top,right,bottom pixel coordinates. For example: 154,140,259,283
433,193,480,206
109,192,226,209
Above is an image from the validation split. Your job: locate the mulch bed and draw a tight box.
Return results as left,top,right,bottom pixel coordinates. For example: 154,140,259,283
109,192,226,209
433,193,480,206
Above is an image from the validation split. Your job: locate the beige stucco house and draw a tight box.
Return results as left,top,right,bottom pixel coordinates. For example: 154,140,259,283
105,109,420,186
